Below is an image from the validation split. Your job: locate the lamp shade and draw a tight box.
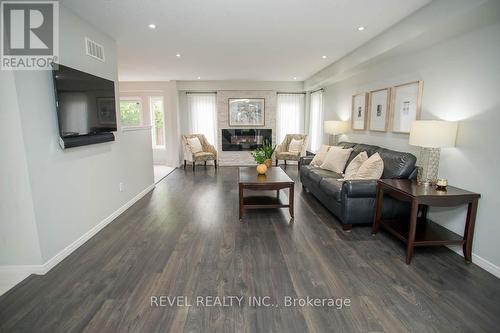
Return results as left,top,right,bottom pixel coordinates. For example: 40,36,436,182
324,121,349,135
409,120,458,148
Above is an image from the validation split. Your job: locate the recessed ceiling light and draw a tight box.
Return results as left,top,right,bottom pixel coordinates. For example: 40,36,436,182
357,26,365,31
148,24,156,29
322,55,327,59
293,77,297,80
197,76,201,80
176,53,181,57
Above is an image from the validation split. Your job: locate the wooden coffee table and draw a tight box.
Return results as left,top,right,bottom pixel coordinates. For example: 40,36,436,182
238,167,294,220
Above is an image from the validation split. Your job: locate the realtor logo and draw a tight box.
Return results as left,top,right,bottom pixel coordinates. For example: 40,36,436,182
1,1,59,70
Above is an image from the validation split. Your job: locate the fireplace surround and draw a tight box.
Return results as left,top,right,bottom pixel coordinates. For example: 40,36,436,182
221,129,272,151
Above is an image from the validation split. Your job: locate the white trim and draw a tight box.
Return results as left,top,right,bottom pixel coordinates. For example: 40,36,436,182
0,184,155,296
447,246,500,278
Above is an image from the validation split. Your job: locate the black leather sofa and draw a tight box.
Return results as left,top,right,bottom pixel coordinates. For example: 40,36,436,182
300,142,417,230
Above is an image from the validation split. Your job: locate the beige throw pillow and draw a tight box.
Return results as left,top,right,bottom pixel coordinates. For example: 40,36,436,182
186,137,203,153
344,151,368,179
355,152,384,179
310,144,331,167
288,138,304,153
320,147,353,173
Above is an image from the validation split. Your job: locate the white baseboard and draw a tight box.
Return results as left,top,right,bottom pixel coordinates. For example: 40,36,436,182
447,245,500,278
0,184,155,297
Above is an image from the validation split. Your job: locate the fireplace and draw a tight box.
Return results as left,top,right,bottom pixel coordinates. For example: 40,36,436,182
221,129,272,151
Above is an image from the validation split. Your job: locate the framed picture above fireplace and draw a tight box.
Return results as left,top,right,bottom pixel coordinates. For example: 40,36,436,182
228,98,265,126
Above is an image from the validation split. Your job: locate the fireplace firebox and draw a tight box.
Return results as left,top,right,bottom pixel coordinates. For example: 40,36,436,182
221,129,272,151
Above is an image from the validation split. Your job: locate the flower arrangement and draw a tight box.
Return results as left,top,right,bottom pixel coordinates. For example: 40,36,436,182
251,140,276,174
250,149,267,164
251,140,275,164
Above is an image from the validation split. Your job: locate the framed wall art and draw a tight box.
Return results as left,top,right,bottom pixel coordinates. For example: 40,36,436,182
391,81,423,133
228,98,265,126
368,88,390,132
351,93,368,131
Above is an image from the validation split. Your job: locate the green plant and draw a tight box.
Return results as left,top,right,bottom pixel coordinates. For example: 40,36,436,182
251,149,266,164
261,139,276,160
251,140,276,164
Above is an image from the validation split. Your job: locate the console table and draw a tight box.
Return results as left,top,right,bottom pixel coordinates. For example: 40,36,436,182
372,179,480,264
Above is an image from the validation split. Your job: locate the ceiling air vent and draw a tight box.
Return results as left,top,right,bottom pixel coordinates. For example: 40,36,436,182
85,37,105,62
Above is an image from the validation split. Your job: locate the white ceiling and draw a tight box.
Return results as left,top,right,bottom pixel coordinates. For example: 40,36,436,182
61,0,431,81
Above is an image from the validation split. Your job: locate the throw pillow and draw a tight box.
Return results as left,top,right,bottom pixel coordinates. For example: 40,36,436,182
310,144,330,167
288,138,304,153
186,137,203,154
319,147,353,173
344,151,368,180
355,152,384,179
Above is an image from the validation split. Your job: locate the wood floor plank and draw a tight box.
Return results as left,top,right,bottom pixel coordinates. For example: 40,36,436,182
1,166,499,333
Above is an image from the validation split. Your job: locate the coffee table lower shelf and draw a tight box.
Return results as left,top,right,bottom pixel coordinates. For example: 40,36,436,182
242,195,290,209
381,218,464,246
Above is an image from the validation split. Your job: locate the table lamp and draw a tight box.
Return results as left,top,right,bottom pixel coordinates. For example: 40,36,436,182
324,121,349,145
409,120,458,185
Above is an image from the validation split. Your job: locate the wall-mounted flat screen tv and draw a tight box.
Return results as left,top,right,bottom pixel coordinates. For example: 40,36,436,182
52,64,117,148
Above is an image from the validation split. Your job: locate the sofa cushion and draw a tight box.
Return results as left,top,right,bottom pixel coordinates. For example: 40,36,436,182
345,144,378,166
355,152,384,179
376,148,417,179
308,168,342,185
310,144,330,166
344,151,368,179
320,147,353,173
276,151,300,160
288,138,304,153
187,137,203,153
319,178,343,202
193,151,215,161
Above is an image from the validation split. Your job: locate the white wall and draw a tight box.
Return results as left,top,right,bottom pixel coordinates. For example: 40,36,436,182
0,71,42,266
1,5,154,294
309,0,500,274
177,80,304,165
119,81,181,167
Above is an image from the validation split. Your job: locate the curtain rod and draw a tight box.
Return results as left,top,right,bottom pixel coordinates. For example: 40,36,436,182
277,92,306,95
185,91,217,94
310,88,324,94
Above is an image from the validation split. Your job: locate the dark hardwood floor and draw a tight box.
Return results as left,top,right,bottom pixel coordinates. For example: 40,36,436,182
1,166,499,332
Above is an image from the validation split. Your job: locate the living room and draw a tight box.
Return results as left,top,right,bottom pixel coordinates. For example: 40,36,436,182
1,0,499,332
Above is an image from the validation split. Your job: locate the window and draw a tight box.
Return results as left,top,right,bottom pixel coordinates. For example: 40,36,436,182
308,90,324,152
187,93,217,145
276,93,305,144
120,97,143,127
150,97,165,148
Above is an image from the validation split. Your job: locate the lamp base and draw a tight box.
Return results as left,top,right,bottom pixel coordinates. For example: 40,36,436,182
328,134,339,146
417,147,440,185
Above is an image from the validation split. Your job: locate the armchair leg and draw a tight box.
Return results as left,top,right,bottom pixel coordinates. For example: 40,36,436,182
184,160,187,169
204,161,207,168
275,159,278,166
284,160,287,166
192,162,195,172
214,160,217,169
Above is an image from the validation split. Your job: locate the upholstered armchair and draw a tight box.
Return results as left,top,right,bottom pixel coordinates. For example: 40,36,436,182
182,134,218,171
274,134,308,169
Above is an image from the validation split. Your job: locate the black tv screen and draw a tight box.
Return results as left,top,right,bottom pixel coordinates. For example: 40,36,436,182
52,64,117,137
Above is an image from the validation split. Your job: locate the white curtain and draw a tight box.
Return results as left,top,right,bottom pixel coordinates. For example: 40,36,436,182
276,93,305,144
308,90,324,152
187,93,218,145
